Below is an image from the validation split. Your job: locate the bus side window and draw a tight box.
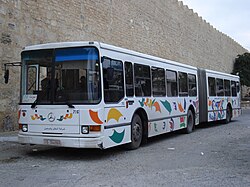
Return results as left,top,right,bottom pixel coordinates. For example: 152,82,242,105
224,79,231,96
231,81,237,96
103,58,124,103
179,72,188,97
166,70,178,97
125,62,134,97
188,74,197,96
152,67,166,97
134,64,151,97
236,81,240,93
208,77,216,96
216,78,224,96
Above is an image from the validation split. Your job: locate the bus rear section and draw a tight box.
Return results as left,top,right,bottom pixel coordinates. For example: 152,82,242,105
198,69,241,124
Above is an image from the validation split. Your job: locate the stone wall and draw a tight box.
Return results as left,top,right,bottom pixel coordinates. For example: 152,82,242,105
0,0,247,131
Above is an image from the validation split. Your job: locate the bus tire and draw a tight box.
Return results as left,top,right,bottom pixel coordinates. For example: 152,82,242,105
185,110,194,134
125,114,143,150
224,106,232,124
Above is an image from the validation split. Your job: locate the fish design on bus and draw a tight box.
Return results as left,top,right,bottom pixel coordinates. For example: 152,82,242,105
109,129,125,143
89,110,103,124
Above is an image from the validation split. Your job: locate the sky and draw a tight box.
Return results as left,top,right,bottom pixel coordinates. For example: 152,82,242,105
181,0,250,51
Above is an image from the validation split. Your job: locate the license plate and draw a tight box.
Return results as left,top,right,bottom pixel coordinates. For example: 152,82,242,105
44,139,61,146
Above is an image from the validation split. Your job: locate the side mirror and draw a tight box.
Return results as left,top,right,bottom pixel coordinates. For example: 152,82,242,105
4,69,9,84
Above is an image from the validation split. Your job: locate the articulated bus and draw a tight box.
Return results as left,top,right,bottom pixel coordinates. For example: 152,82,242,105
18,41,241,149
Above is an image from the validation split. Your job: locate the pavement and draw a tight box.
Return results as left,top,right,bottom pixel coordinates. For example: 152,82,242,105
0,130,18,142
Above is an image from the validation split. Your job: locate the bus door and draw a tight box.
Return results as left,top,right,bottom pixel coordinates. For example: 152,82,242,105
102,58,131,148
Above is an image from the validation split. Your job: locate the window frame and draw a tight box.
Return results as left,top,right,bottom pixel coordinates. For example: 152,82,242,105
124,61,134,97
134,63,151,97
151,66,166,97
178,72,188,97
102,57,124,103
188,74,197,97
208,77,216,96
216,78,224,96
166,69,178,97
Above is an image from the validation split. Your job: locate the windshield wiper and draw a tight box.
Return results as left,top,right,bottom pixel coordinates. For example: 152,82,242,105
31,99,38,109
66,101,75,108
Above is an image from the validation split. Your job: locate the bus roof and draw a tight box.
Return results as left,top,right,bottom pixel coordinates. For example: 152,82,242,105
99,43,198,71
205,69,239,79
23,41,197,70
22,41,238,77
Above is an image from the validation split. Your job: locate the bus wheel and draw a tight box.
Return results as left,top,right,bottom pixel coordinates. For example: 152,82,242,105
185,110,194,134
224,106,232,124
126,114,142,150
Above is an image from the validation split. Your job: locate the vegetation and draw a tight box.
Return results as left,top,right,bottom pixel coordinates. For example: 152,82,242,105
232,52,250,86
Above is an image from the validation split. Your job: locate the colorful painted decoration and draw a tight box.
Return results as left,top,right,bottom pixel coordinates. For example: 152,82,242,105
184,98,186,111
180,116,185,128
162,121,166,130
153,102,161,112
139,98,161,112
89,110,103,124
107,108,123,122
161,100,172,114
109,129,125,143
139,98,145,107
173,102,177,110
169,118,174,131
154,123,158,132
31,114,46,121
178,102,185,113
57,113,73,121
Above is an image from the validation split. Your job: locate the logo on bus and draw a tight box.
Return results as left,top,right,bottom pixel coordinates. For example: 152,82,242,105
48,112,56,122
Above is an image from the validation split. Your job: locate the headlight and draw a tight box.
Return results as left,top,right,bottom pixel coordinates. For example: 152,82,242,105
22,124,28,132
81,126,89,134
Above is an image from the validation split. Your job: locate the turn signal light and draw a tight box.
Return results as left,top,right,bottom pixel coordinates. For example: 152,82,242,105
90,125,101,132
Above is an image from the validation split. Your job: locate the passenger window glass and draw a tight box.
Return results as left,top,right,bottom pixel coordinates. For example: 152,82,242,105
208,77,216,96
188,74,197,96
103,58,124,102
166,70,178,97
125,62,134,97
231,81,237,96
216,78,224,96
224,80,231,96
27,66,38,94
179,72,188,96
152,67,166,97
134,64,151,96
236,81,240,93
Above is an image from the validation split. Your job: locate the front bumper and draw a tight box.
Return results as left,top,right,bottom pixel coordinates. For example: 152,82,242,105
18,133,103,149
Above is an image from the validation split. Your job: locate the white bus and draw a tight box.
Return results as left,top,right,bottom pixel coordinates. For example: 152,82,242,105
17,41,241,149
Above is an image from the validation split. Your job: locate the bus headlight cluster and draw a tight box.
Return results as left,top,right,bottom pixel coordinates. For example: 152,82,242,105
19,124,28,132
81,125,101,134
81,126,89,134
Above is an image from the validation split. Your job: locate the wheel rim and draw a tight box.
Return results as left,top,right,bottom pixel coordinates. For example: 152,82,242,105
188,112,194,130
133,122,141,142
227,108,231,122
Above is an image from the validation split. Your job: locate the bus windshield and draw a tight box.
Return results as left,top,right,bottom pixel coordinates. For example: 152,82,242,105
21,47,101,104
